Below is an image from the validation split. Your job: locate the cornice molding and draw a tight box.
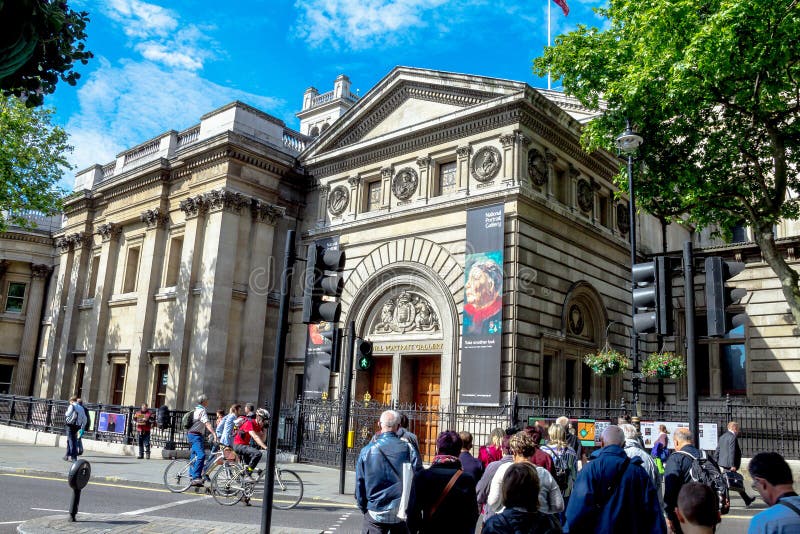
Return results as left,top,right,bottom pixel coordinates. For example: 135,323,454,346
0,231,54,246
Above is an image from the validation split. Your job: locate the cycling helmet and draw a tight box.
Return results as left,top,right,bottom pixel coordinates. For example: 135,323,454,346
256,408,270,420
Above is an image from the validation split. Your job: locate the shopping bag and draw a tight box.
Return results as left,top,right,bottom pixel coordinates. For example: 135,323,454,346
396,462,414,520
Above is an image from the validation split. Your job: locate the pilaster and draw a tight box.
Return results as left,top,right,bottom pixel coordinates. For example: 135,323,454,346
380,167,392,209
500,133,515,183
457,146,472,194
13,264,50,395
82,222,122,401
348,176,362,219
416,156,431,201
545,149,557,199
317,184,330,226
39,238,73,397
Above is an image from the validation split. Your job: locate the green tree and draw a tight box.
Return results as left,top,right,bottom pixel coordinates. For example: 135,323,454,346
534,0,800,326
0,0,92,107
0,96,70,231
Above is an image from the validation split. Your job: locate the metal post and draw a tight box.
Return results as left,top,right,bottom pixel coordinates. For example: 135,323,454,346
684,241,699,442
627,151,641,414
339,320,356,494
261,230,296,534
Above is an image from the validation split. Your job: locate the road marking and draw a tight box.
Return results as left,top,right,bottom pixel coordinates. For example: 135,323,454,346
31,508,71,513
121,496,209,516
0,472,205,496
0,521,24,525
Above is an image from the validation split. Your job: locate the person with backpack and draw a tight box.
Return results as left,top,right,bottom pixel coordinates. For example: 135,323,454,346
565,425,665,534
75,398,91,457
63,396,88,462
664,427,728,534
216,403,242,448
185,393,217,486
541,422,578,527
621,424,663,507
406,430,479,534
482,462,563,534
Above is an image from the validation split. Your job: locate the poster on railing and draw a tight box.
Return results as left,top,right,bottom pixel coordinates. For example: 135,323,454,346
640,421,719,451
97,412,126,433
459,204,504,406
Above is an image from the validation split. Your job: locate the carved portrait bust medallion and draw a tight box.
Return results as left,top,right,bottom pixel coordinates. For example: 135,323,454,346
471,146,502,182
392,167,418,201
527,148,547,186
568,304,585,335
616,203,630,235
577,179,594,212
327,185,350,216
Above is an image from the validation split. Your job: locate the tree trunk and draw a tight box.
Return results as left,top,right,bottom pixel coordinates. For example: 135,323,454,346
754,230,800,327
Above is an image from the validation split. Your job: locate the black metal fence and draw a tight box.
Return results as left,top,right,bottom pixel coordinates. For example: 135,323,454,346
2,394,799,465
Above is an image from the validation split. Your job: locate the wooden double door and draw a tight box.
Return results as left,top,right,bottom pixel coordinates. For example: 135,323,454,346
368,355,441,460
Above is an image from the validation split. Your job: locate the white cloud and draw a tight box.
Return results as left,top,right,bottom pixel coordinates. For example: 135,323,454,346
102,0,214,71
64,59,284,186
293,0,451,50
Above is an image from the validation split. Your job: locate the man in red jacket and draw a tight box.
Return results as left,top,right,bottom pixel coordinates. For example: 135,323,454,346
133,403,154,459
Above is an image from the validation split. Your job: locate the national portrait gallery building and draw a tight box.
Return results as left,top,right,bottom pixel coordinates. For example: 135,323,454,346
3,67,797,410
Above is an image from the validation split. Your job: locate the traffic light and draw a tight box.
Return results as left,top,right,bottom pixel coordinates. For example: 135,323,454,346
302,243,345,324
356,340,374,371
632,257,673,335
705,257,747,337
317,327,342,373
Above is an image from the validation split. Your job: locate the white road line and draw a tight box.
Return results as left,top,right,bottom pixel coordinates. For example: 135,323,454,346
0,521,24,525
31,508,71,513
120,496,209,516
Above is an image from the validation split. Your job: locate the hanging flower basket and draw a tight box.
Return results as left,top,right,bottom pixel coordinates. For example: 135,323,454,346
584,347,630,377
642,351,687,379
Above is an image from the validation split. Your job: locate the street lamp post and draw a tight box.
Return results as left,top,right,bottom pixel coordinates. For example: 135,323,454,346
615,120,644,413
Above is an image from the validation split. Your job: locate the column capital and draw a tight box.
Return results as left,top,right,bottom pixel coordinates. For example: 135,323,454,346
56,232,91,252
205,188,250,214
348,176,362,187
179,194,208,219
318,184,331,195
140,208,170,229
380,167,393,180
457,145,472,159
250,198,285,225
97,222,122,242
0,259,8,277
499,133,515,148
416,156,431,168
31,264,52,279
515,131,531,146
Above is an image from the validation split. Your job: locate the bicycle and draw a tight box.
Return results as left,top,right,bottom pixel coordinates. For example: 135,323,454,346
163,446,226,493
211,449,303,508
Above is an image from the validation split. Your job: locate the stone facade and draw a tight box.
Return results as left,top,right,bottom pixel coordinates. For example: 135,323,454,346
3,67,798,410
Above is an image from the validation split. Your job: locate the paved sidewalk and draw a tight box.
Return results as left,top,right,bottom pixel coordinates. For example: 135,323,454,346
0,438,357,533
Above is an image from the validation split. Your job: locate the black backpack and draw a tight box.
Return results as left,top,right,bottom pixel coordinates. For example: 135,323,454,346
676,450,730,515
545,446,570,492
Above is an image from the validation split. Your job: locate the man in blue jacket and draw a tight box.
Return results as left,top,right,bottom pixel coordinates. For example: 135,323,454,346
356,410,423,533
565,425,666,533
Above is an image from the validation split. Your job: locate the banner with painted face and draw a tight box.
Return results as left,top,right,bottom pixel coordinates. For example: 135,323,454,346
459,204,504,405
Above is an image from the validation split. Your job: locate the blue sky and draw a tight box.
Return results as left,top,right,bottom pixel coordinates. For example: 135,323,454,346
50,0,606,187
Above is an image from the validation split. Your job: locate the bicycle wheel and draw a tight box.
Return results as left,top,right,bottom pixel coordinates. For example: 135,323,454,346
163,459,193,493
272,468,303,509
211,463,245,506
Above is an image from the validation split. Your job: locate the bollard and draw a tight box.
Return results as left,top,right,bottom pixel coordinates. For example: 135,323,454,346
67,459,91,521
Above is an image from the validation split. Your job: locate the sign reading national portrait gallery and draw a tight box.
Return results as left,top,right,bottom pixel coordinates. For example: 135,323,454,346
459,204,504,405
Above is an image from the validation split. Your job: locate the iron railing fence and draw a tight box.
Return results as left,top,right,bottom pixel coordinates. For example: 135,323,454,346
0,395,298,452
2,394,798,464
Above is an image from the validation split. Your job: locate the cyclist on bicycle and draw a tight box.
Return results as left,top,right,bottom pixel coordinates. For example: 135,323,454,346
233,408,269,478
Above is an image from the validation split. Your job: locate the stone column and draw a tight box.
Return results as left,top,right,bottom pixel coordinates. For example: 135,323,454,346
457,146,472,195
545,149,558,199
380,167,392,209
416,156,431,201
348,176,362,218
236,199,284,402
12,264,50,395
125,208,170,404
185,189,246,405
317,184,330,227
39,239,73,398
52,232,92,399
500,133,515,183
168,194,207,409
515,132,531,187
568,164,580,211
82,222,122,402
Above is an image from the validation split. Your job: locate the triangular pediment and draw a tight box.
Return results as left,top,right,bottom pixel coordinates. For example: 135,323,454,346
301,67,527,158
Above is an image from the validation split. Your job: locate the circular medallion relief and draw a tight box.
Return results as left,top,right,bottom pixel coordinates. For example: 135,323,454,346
568,304,585,335
327,185,350,216
527,149,547,186
471,146,502,182
616,203,630,235
392,167,418,200
577,179,594,212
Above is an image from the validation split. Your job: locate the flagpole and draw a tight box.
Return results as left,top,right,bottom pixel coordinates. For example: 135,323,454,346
547,0,552,90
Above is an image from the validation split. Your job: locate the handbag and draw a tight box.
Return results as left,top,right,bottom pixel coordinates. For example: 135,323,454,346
723,469,744,490
378,442,416,520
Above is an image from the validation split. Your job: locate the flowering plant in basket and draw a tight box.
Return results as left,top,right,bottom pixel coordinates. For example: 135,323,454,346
583,347,630,376
642,351,686,379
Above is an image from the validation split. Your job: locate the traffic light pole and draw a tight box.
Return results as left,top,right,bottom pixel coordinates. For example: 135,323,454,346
261,230,295,534
626,151,641,414
339,320,356,494
683,241,699,443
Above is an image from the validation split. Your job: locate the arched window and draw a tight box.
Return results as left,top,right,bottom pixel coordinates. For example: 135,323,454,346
309,126,319,137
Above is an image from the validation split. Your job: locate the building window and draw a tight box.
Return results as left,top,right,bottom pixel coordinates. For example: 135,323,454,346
123,246,140,293
86,255,101,299
154,364,169,408
5,282,26,313
732,224,748,243
164,236,183,287
74,361,85,398
111,363,126,405
366,180,381,212
599,195,610,228
436,161,457,196
0,364,12,394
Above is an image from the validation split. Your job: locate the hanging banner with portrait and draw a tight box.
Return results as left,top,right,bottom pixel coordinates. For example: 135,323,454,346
459,203,504,405
302,236,340,400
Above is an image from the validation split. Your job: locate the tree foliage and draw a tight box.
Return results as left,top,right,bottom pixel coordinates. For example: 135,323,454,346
0,0,92,107
534,0,800,326
0,96,70,231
